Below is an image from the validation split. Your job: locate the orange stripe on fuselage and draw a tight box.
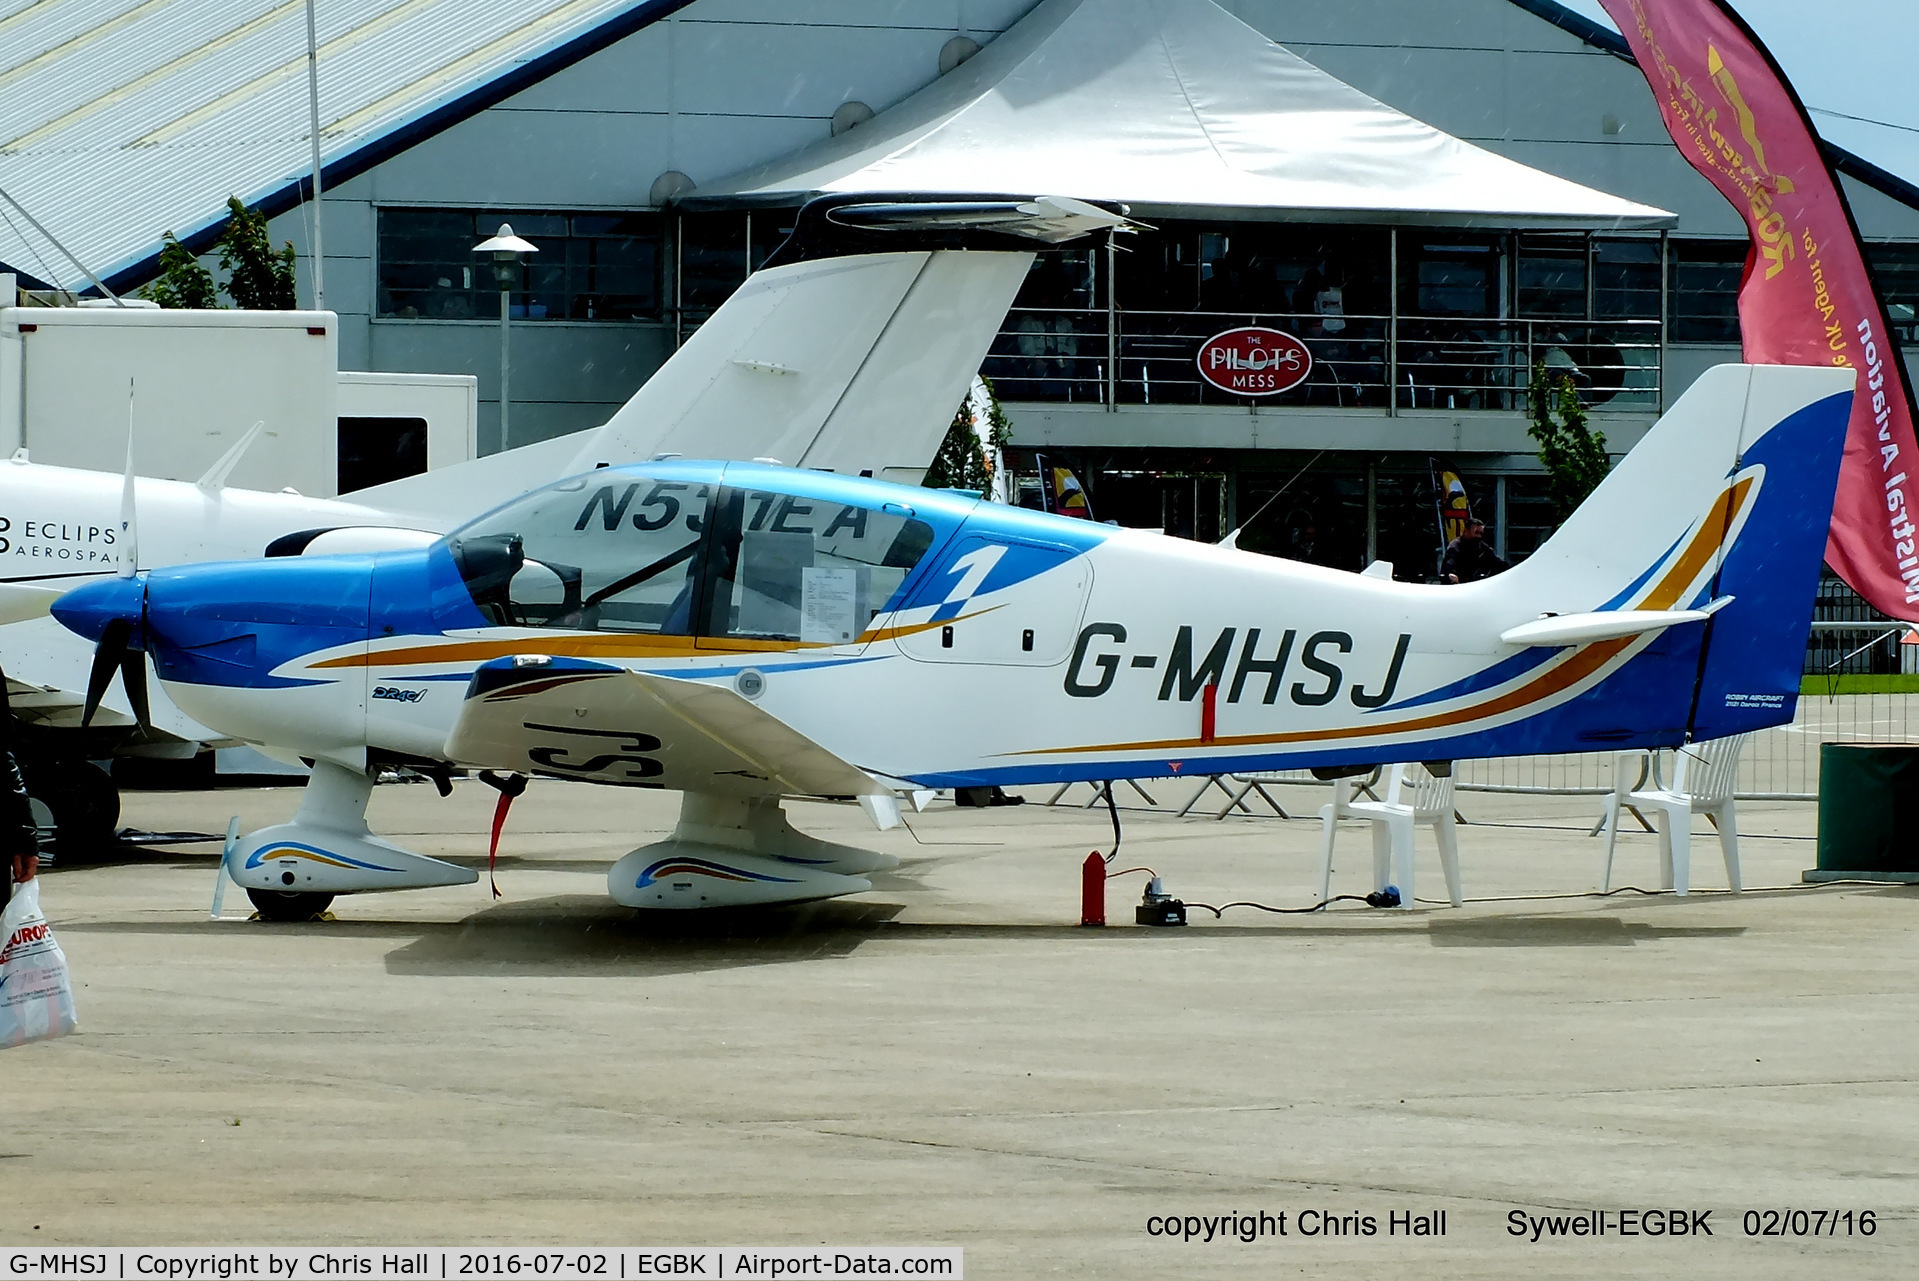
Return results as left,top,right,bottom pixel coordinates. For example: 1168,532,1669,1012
309,609,993,670
1018,477,1751,759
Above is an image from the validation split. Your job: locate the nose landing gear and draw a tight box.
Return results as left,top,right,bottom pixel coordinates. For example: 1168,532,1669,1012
244,888,336,921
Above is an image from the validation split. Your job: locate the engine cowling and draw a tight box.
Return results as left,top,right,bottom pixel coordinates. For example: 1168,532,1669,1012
265,526,440,557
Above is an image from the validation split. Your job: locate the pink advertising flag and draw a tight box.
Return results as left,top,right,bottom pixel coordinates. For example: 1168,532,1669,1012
1600,0,1919,618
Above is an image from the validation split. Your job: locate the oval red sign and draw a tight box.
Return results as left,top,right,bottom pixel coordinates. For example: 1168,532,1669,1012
1195,327,1312,396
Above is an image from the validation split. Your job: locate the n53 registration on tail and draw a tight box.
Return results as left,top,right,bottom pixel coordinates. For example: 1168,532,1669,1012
52,363,1854,917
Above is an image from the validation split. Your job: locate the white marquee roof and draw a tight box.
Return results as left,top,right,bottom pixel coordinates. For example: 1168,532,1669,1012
694,0,1674,229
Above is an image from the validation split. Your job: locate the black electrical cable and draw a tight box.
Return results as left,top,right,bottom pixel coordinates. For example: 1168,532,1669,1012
1186,891,1398,916
1185,881,1901,915
1101,780,1122,863
1417,880,1915,904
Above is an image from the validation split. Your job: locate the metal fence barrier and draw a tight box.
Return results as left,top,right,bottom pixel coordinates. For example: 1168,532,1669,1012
1043,694,1916,813
1455,691,1917,801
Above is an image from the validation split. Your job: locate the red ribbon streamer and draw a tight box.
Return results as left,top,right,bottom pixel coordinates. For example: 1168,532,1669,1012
487,791,513,900
478,771,528,901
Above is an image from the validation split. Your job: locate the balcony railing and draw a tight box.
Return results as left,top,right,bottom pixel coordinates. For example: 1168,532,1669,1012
982,308,1663,412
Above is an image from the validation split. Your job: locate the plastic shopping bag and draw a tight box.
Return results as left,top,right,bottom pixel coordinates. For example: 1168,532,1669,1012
1,879,78,1048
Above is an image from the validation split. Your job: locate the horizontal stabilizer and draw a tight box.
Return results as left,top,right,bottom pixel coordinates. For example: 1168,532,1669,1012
445,657,883,799
195,420,265,494
1499,605,1724,648
821,194,1135,244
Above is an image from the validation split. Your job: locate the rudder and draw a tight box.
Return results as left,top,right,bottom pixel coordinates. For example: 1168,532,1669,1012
1686,364,1855,738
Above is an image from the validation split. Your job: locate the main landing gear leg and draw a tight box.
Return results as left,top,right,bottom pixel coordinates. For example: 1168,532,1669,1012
229,760,477,920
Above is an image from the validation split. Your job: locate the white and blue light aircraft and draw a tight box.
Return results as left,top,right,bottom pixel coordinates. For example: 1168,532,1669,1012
50,362,1852,917
0,193,1126,848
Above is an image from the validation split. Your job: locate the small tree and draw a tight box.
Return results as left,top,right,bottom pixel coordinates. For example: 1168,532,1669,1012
1527,361,1610,522
974,374,1012,452
215,196,297,309
923,398,992,492
141,233,219,309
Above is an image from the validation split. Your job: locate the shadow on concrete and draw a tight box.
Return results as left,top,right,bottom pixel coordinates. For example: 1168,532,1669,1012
58,916,454,940
60,901,1433,958
70,896,1761,969
1427,915,1748,947
379,893,1468,975
44,845,218,871
383,895,908,976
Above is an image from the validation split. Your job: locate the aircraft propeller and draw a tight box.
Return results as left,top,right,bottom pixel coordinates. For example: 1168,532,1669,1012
80,613,149,732
80,381,151,732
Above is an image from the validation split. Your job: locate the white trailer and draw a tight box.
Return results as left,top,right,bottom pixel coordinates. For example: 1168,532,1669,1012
0,290,475,496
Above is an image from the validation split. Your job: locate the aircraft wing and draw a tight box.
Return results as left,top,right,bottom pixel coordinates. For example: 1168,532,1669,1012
443,656,884,799
0,582,62,626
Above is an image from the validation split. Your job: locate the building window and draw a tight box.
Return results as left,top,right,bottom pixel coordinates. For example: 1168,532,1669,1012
377,209,663,321
1014,247,1101,310
678,212,748,328
1869,243,1919,345
1108,223,1390,318
1594,237,1661,319
1668,239,1745,343
1516,234,1586,319
1499,474,1561,562
1404,236,1505,318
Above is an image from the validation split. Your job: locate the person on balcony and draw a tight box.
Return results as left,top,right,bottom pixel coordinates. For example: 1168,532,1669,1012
1441,518,1509,584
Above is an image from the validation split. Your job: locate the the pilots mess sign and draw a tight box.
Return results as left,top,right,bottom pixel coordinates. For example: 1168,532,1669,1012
1196,327,1312,396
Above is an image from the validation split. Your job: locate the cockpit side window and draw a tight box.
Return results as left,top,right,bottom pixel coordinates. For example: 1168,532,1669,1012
446,475,712,633
701,489,935,645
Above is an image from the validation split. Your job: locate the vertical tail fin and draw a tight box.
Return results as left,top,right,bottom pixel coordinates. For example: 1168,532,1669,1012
1490,363,1854,738
355,248,1029,522
358,194,1131,526
562,247,1035,485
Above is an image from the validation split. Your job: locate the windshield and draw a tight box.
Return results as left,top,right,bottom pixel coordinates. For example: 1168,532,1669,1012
446,471,937,643
449,474,711,633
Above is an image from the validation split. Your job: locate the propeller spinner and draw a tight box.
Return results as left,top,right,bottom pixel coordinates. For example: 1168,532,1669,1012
54,576,151,732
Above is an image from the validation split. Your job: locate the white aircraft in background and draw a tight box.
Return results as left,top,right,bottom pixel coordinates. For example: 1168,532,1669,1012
0,194,1129,848
49,362,1853,918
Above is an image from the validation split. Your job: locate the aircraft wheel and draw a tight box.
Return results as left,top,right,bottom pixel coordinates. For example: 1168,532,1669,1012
19,758,120,862
245,889,336,922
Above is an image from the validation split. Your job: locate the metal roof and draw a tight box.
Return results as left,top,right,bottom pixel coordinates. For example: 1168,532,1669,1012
4,0,1906,297
0,0,696,293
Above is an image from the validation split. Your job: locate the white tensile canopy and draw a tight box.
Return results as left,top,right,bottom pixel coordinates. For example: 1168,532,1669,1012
692,0,1673,228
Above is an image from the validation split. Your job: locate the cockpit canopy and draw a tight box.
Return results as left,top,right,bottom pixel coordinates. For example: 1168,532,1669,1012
444,464,946,645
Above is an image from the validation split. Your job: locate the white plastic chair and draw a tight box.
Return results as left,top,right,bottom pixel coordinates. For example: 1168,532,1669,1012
1600,733,1748,895
1318,763,1462,909
1590,750,1660,838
